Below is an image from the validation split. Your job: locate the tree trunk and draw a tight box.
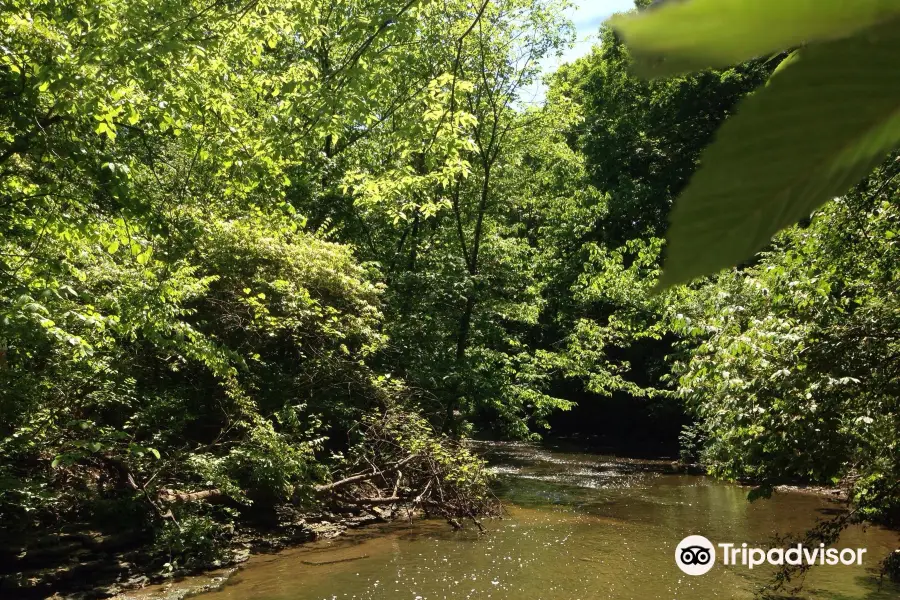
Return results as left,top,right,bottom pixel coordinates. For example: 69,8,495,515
446,162,491,433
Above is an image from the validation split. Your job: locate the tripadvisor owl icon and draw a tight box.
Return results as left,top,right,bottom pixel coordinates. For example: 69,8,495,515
676,535,716,576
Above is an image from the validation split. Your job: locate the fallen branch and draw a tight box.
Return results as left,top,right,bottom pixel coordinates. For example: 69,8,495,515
342,495,402,505
311,409,501,528
413,479,432,505
157,488,224,503
314,454,417,492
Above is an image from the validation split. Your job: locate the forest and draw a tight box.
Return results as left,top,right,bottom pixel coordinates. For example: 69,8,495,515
1,0,898,596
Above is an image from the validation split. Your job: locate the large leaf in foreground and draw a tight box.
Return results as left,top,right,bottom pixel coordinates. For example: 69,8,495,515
611,0,900,77
657,25,900,288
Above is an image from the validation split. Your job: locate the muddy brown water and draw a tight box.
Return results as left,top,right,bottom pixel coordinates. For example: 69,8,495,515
144,442,900,600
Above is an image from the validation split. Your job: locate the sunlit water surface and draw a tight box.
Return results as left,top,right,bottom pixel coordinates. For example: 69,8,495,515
195,442,899,600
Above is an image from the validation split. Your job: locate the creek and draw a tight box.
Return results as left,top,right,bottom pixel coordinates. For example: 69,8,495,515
164,442,900,600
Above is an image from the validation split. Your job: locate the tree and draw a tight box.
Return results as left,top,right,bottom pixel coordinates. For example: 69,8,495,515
298,0,576,437
0,1,501,586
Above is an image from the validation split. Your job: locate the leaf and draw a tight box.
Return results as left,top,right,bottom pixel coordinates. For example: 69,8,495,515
149,447,161,460
658,24,900,288
136,250,152,265
767,49,800,82
107,241,120,254
611,0,900,77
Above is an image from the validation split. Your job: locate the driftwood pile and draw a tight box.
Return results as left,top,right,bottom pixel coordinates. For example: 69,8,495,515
313,409,500,530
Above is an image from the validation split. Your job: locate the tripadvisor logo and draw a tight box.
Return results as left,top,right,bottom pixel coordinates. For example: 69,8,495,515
675,535,867,576
676,535,716,575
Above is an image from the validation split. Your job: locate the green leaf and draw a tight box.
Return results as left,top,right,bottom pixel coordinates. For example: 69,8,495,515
107,241,120,254
658,24,900,288
767,49,800,82
611,0,900,77
149,447,161,460
136,250,152,265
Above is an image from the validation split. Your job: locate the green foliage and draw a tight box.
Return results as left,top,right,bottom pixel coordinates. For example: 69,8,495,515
590,4,900,540
153,509,233,572
612,0,900,288
547,4,899,571
611,0,900,77
0,206,382,524
535,24,767,433
4,0,899,582
558,24,770,246
672,162,900,520
307,0,576,437
657,25,900,287
0,0,563,568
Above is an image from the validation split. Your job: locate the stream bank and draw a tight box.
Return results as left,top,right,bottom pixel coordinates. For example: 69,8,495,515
14,442,897,600
8,505,392,600
114,442,900,600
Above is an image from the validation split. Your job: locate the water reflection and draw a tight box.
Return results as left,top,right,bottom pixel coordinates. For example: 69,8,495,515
195,442,899,600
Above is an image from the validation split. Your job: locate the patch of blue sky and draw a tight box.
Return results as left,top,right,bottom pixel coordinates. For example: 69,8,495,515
519,0,635,106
